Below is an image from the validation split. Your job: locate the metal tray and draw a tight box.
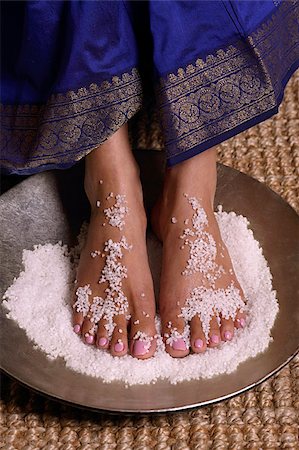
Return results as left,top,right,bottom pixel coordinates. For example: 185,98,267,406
1,152,298,413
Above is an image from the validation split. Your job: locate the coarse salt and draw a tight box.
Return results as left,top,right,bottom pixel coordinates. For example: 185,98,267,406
104,194,129,230
2,210,279,385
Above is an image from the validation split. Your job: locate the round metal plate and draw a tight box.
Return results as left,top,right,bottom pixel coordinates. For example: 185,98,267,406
1,153,298,413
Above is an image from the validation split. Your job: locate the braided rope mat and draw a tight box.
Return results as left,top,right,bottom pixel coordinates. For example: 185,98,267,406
1,72,298,449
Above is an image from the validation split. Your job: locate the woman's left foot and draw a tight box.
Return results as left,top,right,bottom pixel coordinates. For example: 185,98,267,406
151,148,248,358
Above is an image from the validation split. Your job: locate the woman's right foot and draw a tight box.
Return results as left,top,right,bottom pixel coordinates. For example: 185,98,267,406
72,125,157,359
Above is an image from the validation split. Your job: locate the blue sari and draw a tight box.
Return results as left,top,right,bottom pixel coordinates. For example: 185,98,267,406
1,0,299,174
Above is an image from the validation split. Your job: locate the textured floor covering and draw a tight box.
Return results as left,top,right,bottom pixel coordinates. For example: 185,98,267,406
0,71,298,449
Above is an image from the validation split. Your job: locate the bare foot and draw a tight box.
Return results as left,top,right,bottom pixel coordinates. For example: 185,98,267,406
151,148,248,358
72,125,157,359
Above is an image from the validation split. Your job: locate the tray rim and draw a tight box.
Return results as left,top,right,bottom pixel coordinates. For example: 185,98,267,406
1,162,298,414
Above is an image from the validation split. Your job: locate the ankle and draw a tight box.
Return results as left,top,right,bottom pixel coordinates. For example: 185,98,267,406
151,151,219,240
84,162,140,205
164,147,217,206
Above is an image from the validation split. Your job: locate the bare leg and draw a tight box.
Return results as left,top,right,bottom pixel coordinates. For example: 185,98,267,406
72,124,157,359
151,147,247,358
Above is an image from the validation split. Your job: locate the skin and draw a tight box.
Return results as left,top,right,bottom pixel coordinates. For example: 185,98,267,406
151,146,247,357
72,123,247,358
72,124,157,359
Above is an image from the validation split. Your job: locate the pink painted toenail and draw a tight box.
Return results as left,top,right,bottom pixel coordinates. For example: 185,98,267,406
133,340,147,356
73,324,81,334
98,337,108,347
114,342,124,352
172,338,187,351
85,334,94,344
211,335,220,344
194,338,204,349
239,318,246,328
224,331,232,341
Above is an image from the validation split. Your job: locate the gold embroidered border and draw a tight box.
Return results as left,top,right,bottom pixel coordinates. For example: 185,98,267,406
1,1,299,171
1,68,142,171
158,0,299,160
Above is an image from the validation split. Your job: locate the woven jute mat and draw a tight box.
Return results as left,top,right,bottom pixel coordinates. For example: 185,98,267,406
1,72,298,449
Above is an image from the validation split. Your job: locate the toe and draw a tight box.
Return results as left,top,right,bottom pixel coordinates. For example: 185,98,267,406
109,314,128,357
130,316,157,360
190,315,207,353
220,315,234,342
162,315,190,358
96,318,110,349
72,288,84,334
81,317,96,345
234,309,247,329
207,314,221,348
72,311,84,335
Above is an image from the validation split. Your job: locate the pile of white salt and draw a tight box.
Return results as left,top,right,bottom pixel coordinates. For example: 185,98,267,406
2,208,279,385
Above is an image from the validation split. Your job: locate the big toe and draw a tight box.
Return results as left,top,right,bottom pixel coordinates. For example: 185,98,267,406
162,315,190,358
130,315,157,360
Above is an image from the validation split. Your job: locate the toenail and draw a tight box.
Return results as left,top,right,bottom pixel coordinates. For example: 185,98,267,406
194,338,204,349
239,317,246,328
98,337,108,347
85,334,94,344
224,331,232,341
133,340,147,356
172,338,187,351
114,341,124,352
211,335,220,344
73,324,81,334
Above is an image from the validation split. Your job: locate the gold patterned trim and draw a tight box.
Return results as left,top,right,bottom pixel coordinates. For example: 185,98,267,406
1,68,142,171
158,0,299,161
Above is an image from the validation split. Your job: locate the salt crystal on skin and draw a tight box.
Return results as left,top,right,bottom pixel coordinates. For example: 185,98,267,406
179,283,247,343
2,211,279,385
94,213,132,338
89,296,105,324
178,195,248,340
132,331,153,353
171,217,178,224
77,194,133,341
104,194,129,230
180,195,224,287
99,180,103,184
166,325,190,349
73,284,92,317
96,200,101,208
90,250,101,258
